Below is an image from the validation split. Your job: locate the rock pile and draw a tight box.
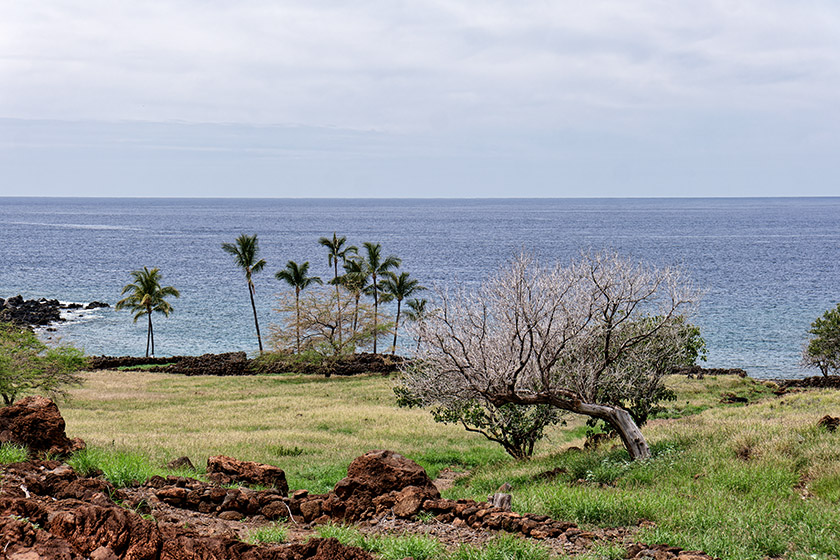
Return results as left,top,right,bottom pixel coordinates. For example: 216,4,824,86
0,396,85,456
207,455,289,494
87,352,406,377
779,375,840,390
0,459,372,560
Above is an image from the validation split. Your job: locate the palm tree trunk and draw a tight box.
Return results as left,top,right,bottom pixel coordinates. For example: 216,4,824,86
353,292,360,333
335,261,342,348
372,275,378,354
249,284,263,353
295,289,301,354
150,315,155,357
145,313,152,358
392,300,401,355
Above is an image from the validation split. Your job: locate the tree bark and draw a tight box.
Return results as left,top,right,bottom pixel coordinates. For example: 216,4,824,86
295,288,301,354
145,311,152,358
249,283,263,353
392,300,401,355
501,393,651,460
372,273,378,354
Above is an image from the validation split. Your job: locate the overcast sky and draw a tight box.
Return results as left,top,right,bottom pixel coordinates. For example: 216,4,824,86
2,1,839,197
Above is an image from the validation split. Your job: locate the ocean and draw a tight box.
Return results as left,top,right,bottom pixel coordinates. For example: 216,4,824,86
1,197,838,379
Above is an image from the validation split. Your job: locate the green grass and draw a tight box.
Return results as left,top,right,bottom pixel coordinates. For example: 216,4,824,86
0,443,29,464
245,521,288,544
62,371,840,559
67,446,200,488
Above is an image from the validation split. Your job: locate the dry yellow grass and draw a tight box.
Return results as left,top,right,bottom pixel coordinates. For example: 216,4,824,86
62,370,519,490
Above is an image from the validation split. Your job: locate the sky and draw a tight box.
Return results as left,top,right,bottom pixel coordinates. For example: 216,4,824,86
1,1,839,198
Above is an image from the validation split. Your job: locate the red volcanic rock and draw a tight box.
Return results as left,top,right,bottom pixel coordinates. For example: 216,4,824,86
818,415,840,432
0,396,85,456
206,455,288,495
345,450,439,497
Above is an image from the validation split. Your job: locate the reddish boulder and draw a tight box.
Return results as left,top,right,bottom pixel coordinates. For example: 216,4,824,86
817,415,840,432
0,396,85,456
392,486,430,518
206,455,288,495
344,450,439,497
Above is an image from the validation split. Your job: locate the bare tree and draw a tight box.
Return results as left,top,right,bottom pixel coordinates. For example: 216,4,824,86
400,251,698,460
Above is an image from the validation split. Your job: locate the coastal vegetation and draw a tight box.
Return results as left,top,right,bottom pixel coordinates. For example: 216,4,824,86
115,266,180,357
222,233,268,353
0,321,86,405
802,303,840,377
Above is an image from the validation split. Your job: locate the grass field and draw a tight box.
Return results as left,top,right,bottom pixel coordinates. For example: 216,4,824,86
61,371,840,559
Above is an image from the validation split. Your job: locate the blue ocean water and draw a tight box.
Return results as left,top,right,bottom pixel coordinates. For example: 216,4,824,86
1,197,838,379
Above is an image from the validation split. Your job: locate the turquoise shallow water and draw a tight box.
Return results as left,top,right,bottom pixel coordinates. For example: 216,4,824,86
1,197,839,379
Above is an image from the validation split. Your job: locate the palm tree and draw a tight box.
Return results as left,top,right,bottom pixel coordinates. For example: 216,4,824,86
221,234,267,352
404,298,430,350
115,267,180,357
361,242,401,354
381,272,425,354
276,260,322,353
318,233,357,347
339,257,371,335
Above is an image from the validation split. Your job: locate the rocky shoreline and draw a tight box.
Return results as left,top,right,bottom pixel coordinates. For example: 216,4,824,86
0,294,109,329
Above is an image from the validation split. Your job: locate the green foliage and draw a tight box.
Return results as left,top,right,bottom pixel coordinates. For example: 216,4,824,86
0,322,86,406
396,364,564,460
585,316,705,439
0,442,29,464
803,303,840,376
245,521,287,544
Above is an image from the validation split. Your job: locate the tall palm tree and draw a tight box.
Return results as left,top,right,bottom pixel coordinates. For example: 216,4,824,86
361,242,401,354
318,233,357,347
339,257,370,334
221,234,267,352
404,298,430,350
115,267,180,357
276,260,322,353
381,272,425,354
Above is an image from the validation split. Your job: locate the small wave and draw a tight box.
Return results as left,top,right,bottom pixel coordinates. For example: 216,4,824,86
5,221,143,231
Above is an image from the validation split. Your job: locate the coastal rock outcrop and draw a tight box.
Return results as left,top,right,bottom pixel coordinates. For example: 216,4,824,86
0,396,85,456
0,295,110,329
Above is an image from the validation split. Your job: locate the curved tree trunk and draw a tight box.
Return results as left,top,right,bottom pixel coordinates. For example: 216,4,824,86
568,401,651,460
504,393,651,460
249,284,263,353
